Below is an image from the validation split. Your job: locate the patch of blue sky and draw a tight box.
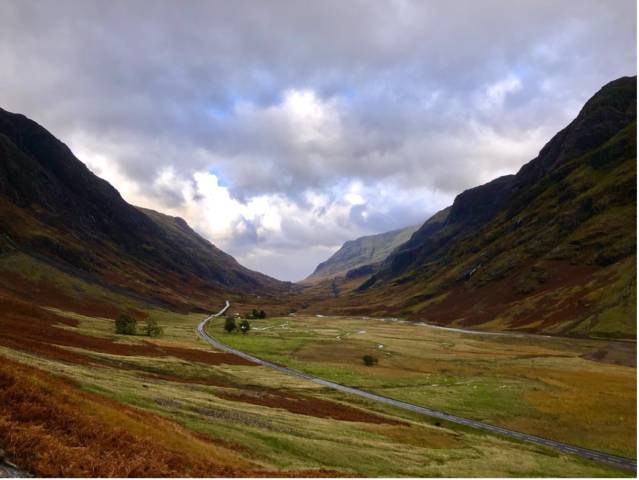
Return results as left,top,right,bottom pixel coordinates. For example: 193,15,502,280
206,105,230,120
208,167,230,187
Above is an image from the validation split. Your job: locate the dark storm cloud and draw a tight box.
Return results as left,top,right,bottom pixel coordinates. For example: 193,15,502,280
0,0,635,280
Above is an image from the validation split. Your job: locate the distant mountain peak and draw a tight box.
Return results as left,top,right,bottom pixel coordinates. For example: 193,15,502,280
304,224,420,283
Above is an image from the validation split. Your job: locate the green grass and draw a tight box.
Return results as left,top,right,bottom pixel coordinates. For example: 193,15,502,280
0,253,119,301
208,314,636,458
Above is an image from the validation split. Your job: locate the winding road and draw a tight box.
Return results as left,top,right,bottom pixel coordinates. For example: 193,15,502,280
196,302,636,472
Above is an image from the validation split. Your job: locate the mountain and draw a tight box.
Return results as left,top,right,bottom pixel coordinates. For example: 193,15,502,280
319,76,637,339
0,107,291,311
304,223,421,283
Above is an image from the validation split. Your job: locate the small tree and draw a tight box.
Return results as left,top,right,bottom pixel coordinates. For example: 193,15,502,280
115,313,136,335
239,319,251,334
362,355,378,367
144,317,163,337
224,316,237,333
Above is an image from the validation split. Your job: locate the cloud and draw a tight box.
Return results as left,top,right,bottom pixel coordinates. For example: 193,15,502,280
0,0,635,280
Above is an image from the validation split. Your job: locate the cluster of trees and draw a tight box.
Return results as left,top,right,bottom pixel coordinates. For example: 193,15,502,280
221,308,266,334
224,316,251,334
247,309,266,319
115,314,136,335
114,313,163,337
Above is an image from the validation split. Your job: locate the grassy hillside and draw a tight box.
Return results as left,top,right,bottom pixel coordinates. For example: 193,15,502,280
0,107,294,313
312,77,636,339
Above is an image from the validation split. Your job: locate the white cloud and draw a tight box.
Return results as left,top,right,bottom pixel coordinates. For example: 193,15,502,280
71,143,147,206
476,74,523,111
101,164,448,280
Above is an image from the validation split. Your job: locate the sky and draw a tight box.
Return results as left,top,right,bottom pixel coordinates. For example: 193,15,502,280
1,1,636,281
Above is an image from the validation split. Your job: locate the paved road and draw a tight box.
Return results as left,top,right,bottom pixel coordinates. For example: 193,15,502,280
196,304,636,472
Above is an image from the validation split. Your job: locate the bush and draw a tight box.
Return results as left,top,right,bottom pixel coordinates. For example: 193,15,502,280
362,355,378,367
224,316,237,333
143,317,163,337
115,314,136,335
239,319,251,334
248,309,267,319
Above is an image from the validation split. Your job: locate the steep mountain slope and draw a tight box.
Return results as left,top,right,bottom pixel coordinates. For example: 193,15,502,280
304,223,420,282
320,76,637,338
0,107,291,310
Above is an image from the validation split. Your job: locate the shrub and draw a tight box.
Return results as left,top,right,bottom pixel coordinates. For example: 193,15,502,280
248,309,266,319
224,316,237,333
144,317,163,337
115,314,136,335
239,319,251,334
362,355,378,367
0,358,239,477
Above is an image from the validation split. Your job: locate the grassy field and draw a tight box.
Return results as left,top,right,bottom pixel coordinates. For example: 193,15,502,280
0,301,632,477
207,313,636,459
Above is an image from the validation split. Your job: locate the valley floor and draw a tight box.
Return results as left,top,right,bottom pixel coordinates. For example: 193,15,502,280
205,313,636,460
0,293,634,476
